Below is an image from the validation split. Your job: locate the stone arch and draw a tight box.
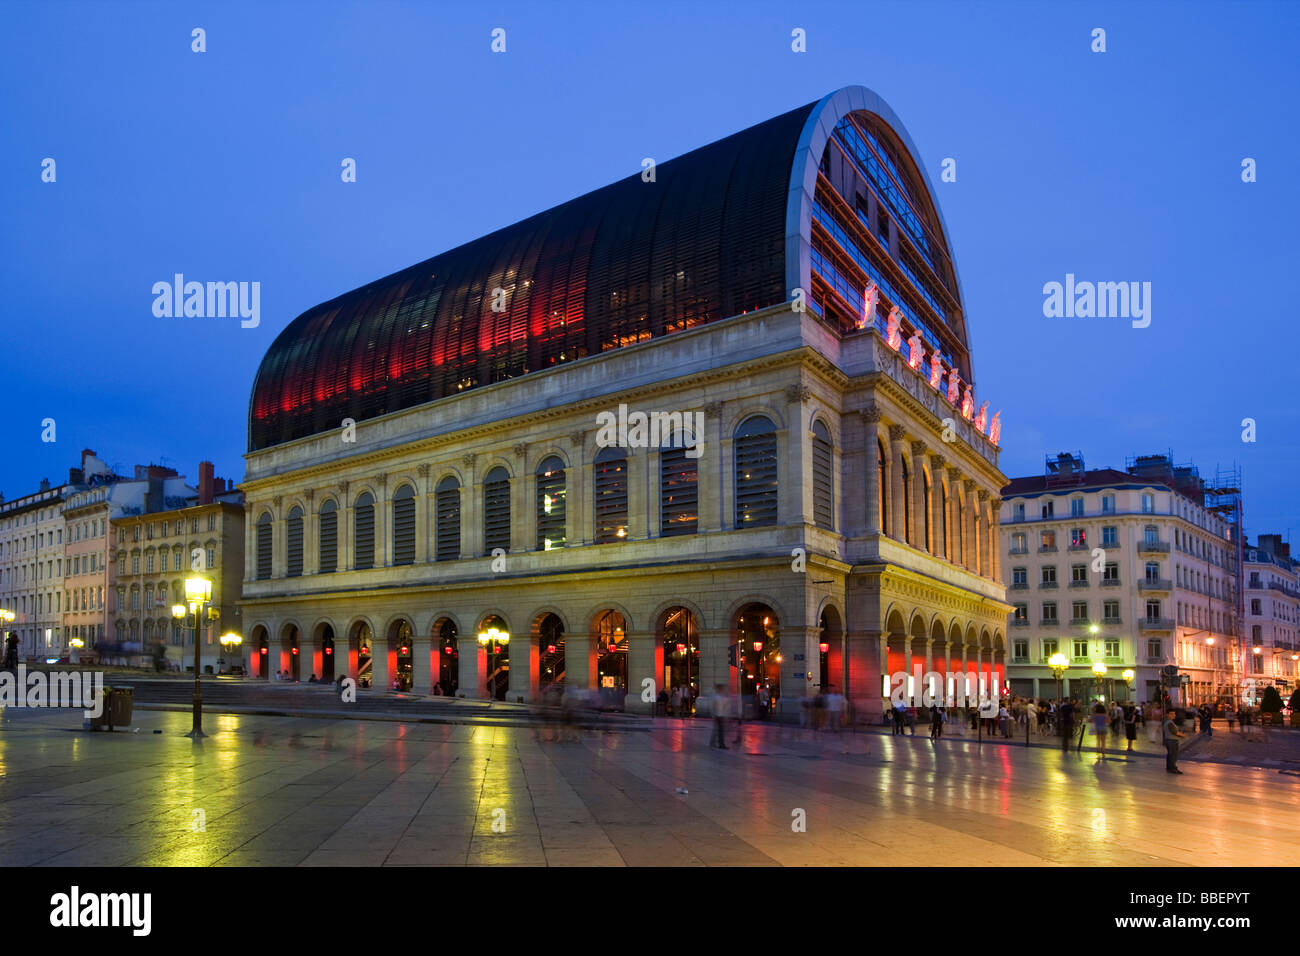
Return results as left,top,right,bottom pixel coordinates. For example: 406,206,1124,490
725,404,786,437
723,594,789,631
650,597,708,635
479,458,515,481
278,620,303,680
432,467,465,489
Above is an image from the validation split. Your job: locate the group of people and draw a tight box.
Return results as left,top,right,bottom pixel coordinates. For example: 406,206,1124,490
653,685,696,717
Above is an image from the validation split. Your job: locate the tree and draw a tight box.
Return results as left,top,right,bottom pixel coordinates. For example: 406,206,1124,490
1290,688,1300,712
1261,685,1284,714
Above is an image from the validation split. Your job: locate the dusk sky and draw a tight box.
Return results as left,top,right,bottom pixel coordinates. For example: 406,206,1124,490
3,0,1296,539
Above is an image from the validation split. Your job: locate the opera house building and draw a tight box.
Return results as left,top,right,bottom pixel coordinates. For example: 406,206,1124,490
239,85,1009,716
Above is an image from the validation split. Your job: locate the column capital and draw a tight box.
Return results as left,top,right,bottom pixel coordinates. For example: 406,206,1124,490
568,430,584,447
929,453,946,470
375,473,388,492
417,464,429,478
859,403,881,425
784,383,811,404
513,442,528,459
909,440,927,458
978,489,990,503
703,401,723,420
946,467,961,484
304,488,315,505
271,495,282,512
963,478,977,494
462,453,476,468
888,424,906,443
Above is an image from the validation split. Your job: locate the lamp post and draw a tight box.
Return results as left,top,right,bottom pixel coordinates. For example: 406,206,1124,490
1092,661,1108,703
1122,668,1135,703
171,574,213,737
1,609,17,669
476,625,509,700
1048,652,1068,702
220,632,243,674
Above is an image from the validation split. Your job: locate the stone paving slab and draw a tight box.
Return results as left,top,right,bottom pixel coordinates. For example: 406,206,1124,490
1,707,1298,866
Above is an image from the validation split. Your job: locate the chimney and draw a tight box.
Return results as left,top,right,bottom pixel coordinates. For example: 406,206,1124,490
39,478,50,492
199,461,215,505
1258,534,1284,558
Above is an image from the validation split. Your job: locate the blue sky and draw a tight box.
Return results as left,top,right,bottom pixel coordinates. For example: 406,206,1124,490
2,0,1296,540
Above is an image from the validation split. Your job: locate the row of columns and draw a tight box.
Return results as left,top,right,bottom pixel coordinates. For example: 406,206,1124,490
862,409,999,578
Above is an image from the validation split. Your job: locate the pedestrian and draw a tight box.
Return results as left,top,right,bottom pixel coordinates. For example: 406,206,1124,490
669,686,681,717
1091,702,1109,759
1163,708,1185,774
1026,700,1039,736
905,703,917,736
1123,703,1137,752
1058,697,1075,752
709,684,729,748
1199,704,1213,737
929,704,944,740
758,684,771,721
1147,703,1163,744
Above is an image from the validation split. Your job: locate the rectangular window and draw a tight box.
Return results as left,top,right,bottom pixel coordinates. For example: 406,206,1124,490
1145,599,1162,621
1104,639,1120,658
132,556,139,574
1042,638,1058,657
1041,602,1057,622
1040,530,1056,550
1041,500,1054,519
1103,600,1120,620
208,515,216,532
1072,639,1088,659
1012,567,1027,586
1070,498,1084,517
1071,600,1088,622
1041,565,1057,584
1142,493,1154,514
1103,562,1119,582
1013,639,1029,661
1013,502,1025,522
1011,532,1027,553
1070,528,1086,548
1101,495,1115,514
1102,526,1117,547
1071,564,1087,583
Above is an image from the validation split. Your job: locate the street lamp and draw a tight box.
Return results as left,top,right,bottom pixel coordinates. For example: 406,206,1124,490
1122,668,1135,702
220,632,242,674
1048,652,1068,701
1092,661,1108,702
476,625,509,700
171,574,213,737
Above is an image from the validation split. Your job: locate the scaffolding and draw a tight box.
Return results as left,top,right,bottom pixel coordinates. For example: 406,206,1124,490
1206,463,1245,707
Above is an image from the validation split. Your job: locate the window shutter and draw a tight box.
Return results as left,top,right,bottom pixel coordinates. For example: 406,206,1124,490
435,477,460,561
354,493,375,570
734,417,778,527
811,420,834,530
286,506,304,577
482,468,511,554
659,446,698,537
255,514,272,580
594,448,628,544
392,486,416,566
318,501,337,573
536,457,567,550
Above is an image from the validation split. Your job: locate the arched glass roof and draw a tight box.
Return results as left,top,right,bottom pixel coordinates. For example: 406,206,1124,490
248,86,963,451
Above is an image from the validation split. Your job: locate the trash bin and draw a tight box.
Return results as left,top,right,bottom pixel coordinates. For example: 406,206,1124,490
107,686,134,729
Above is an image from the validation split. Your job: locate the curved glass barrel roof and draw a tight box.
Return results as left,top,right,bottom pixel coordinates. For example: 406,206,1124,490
249,86,966,452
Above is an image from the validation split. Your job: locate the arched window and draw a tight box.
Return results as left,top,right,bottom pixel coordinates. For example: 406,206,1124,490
286,505,304,577
391,484,416,566
435,476,460,561
811,419,834,530
255,512,272,580
536,457,567,550
594,447,628,543
318,500,337,573
735,416,778,527
354,492,375,570
877,440,888,533
483,467,511,554
660,444,698,537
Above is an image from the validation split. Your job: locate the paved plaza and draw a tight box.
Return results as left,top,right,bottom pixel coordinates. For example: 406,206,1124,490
0,707,1298,867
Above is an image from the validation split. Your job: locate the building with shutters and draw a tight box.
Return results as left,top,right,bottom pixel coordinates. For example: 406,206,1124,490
239,86,1009,714
1001,452,1243,707
1242,534,1300,699
110,463,244,672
